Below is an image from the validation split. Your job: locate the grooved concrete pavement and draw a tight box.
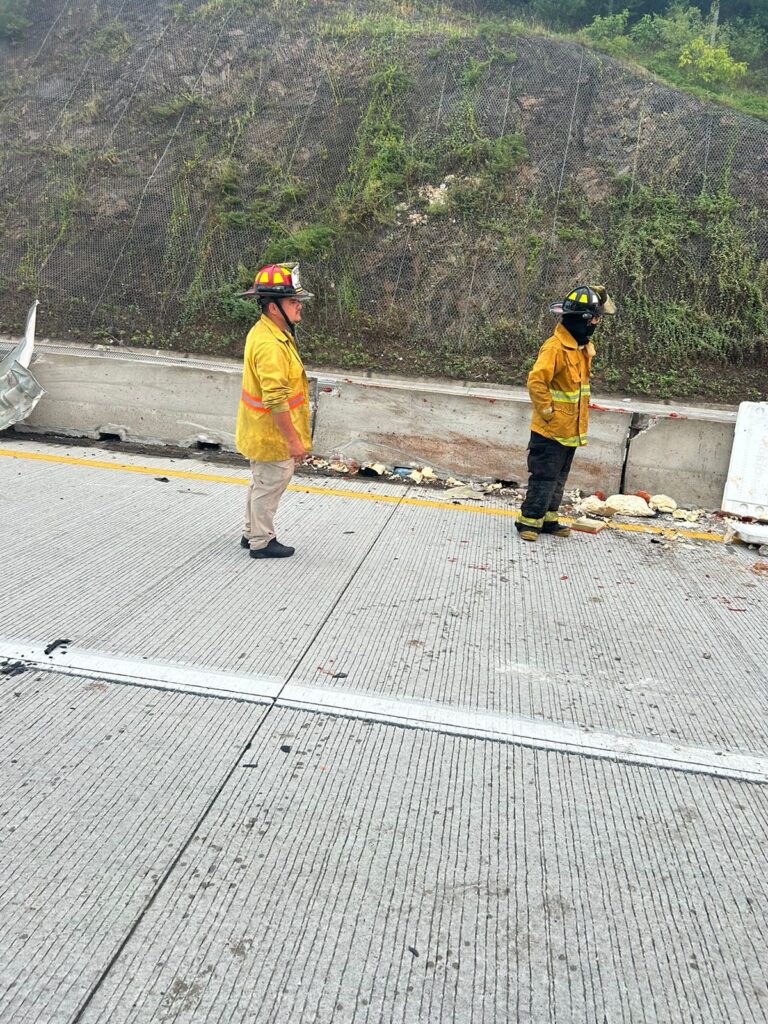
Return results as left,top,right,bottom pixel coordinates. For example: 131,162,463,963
1,439,767,1023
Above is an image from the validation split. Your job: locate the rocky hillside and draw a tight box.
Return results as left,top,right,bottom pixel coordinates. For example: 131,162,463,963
1,0,766,401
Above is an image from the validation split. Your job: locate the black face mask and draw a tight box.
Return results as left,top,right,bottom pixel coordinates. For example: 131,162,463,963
562,313,596,346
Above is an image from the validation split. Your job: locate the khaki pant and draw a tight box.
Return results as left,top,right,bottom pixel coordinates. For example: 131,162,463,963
244,459,294,550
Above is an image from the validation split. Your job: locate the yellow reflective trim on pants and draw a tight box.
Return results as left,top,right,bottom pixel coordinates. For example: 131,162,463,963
518,515,543,528
544,511,560,522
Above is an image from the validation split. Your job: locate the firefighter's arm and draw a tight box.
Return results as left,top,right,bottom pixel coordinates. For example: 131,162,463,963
527,342,557,420
255,338,292,413
255,340,307,460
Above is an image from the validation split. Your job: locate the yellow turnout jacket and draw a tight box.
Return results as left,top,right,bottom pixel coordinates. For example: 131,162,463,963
527,322,594,447
235,315,311,462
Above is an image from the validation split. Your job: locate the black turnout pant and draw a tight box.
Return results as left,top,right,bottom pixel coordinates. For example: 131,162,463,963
516,432,576,533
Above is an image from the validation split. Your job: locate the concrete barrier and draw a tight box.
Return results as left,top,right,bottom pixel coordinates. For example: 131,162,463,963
1,341,739,508
13,344,242,448
313,376,632,495
620,405,737,510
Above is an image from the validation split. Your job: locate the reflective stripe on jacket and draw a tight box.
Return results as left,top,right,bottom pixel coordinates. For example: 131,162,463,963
235,315,311,462
527,322,594,447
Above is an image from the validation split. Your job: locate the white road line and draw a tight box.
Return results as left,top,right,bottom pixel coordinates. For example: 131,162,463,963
0,640,282,704
2,640,766,784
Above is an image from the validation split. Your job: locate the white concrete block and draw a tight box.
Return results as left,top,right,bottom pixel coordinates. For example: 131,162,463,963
722,402,768,519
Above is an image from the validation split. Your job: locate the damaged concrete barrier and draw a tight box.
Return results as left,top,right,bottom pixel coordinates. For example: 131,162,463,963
314,375,631,495
11,343,243,449
622,404,737,511
4,343,742,509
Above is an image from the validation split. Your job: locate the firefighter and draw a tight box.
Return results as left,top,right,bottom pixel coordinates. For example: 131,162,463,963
235,263,313,559
516,284,616,543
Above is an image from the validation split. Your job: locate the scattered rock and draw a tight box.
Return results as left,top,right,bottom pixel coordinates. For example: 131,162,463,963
604,494,655,517
672,508,703,523
580,495,616,517
444,485,483,501
649,494,677,512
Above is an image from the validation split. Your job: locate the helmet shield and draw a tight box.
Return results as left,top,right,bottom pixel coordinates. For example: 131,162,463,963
240,262,314,301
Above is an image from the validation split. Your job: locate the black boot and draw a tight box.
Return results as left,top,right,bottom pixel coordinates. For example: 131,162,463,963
250,538,295,559
240,536,250,549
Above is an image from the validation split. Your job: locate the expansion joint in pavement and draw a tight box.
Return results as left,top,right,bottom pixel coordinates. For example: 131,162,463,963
2,639,766,786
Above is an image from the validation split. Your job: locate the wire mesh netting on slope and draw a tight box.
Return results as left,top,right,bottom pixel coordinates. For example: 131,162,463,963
1,0,767,400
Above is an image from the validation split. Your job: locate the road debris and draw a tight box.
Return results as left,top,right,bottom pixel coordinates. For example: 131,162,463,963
44,638,71,655
649,494,677,513
580,495,616,517
735,522,768,546
672,508,704,523
751,562,768,576
444,485,484,501
571,517,606,534
0,300,45,430
604,494,656,517
1,661,27,676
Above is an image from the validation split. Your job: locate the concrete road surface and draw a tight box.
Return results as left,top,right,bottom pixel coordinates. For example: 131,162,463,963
1,439,766,1024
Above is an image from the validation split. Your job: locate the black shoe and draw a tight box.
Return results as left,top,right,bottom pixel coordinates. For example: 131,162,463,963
240,535,250,549
250,538,295,559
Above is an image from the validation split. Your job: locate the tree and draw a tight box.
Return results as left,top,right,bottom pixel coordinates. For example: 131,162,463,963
678,35,749,83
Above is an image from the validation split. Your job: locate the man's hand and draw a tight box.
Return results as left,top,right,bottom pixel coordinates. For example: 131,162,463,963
273,409,308,462
541,406,555,422
287,437,307,462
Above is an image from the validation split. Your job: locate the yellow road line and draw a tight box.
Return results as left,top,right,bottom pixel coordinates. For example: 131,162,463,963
0,447,724,542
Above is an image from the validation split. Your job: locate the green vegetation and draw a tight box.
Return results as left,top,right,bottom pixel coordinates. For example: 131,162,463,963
87,17,133,60
338,63,421,224
580,2,768,119
262,224,337,263
147,91,206,119
191,0,259,20
586,172,768,396
0,0,29,38
1,0,767,403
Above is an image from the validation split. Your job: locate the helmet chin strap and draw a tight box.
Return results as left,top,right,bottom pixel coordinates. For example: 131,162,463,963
274,298,296,339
